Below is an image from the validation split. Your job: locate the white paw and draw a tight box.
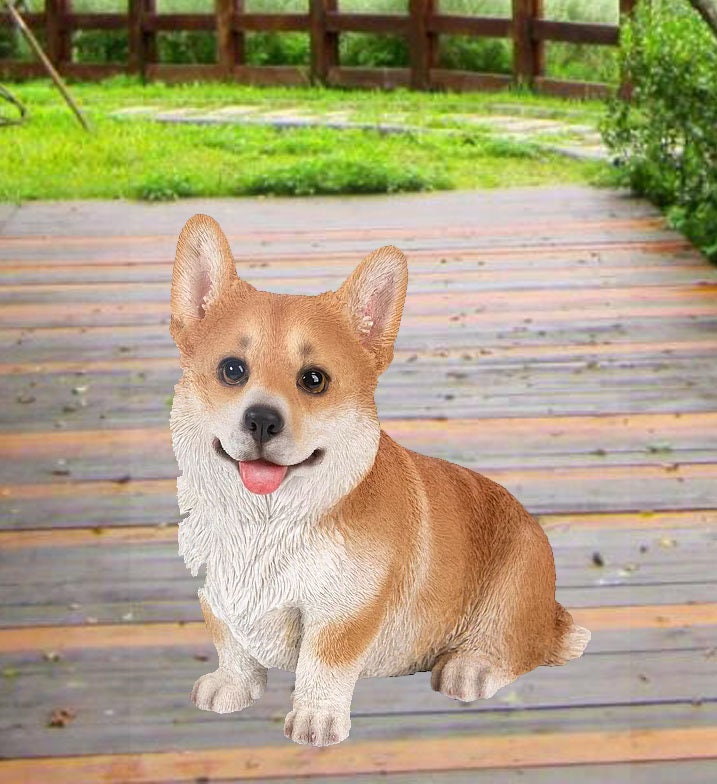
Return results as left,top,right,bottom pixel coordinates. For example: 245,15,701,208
431,655,513,702
191,668,265,713
284,705,351,746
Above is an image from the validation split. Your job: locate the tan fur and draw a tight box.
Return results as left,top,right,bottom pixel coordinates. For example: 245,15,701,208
170,214,590,746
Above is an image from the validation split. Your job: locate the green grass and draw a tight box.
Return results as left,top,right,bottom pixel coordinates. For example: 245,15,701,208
0,78,613,201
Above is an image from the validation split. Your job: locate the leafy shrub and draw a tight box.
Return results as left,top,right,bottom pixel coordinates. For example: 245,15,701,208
134,172,196,201
601,0,717,260
244,155,449,196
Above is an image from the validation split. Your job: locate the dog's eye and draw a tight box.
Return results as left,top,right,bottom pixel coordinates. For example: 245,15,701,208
298,368,328,394
218,358,248,386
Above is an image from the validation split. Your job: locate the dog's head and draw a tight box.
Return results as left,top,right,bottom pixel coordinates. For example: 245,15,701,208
169,214,407,519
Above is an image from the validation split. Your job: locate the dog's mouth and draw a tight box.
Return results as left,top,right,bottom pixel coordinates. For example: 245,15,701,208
212,437,324,495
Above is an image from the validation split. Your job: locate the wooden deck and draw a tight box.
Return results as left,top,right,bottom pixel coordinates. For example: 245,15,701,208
0,187,716,782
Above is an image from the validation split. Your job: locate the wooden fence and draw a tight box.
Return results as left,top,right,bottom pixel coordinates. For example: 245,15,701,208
0,0,637,97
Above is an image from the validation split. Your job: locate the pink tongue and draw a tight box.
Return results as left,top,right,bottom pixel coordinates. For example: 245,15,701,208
239,459,288,495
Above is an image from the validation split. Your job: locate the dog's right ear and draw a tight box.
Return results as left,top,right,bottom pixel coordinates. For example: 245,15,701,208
170,214,252,347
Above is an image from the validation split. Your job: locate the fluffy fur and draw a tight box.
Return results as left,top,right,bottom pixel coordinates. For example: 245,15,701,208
169,214,590,747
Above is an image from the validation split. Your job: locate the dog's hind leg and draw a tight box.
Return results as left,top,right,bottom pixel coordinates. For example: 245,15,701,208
191,588,267,714
430,650,516,701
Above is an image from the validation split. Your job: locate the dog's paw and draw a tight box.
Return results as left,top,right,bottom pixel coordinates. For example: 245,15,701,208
431,654,513,702
284,705,351,746
191,668,265,713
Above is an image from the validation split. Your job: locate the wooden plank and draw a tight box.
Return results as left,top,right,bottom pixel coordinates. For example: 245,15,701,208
1,527,715,625
0,604,714,653
428,15,512,37
144,63,225,82
0,234,691,267
233,12,309,32
3,354,717,431
1,509,714,550
3,282,715,327
535,76,613,100
2,411,714,468
143,13,215,31
60,13,126,30
0,215,668,248
2,646,716,736
532,19,619,45
2,336,717,375
327,66,411,89
4,463,717,529
325,12,410,35
233,64,311,86
0,727,715,782
429,69,513,92
237,761,717,784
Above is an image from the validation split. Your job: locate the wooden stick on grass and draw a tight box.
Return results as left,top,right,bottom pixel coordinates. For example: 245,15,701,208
3,0,90,131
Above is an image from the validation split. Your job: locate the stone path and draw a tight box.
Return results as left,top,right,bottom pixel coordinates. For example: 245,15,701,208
112,103,609,161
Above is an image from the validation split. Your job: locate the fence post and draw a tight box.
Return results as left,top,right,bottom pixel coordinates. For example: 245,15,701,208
45,0,71,70
512,0,543,87
216,0,243,77
409,0,436,90
128,0,156,80
310,0,338,85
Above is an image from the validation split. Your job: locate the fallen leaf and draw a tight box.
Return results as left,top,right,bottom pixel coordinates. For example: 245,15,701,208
48,708,76,728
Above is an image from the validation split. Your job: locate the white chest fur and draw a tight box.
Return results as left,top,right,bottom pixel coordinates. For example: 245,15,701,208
178,489,350,669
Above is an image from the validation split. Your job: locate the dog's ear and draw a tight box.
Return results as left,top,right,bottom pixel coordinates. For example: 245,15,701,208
170,214,252,346
336,245,408,374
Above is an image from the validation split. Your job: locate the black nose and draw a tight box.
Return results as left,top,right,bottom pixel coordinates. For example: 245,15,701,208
243,405,284,445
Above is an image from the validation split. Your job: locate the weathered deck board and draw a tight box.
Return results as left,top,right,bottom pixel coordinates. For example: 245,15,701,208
1,187,716,781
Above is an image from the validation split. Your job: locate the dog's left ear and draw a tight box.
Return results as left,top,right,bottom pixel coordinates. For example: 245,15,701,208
170,214,253,347
336,245,408,375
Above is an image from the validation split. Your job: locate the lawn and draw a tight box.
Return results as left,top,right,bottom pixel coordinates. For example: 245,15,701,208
0,78,613,202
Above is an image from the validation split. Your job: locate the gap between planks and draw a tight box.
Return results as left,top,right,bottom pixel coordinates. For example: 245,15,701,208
0,510,715,549
0,726,715,783
0,604,714,653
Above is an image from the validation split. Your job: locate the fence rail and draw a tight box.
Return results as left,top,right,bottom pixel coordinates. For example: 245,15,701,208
0,1,637,97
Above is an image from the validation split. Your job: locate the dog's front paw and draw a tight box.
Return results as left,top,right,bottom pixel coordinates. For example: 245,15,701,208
284,705,351,746
191,668,265,713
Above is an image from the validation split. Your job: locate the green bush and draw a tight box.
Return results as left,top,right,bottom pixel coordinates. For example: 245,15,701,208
601,0,717,260
244,155,449,196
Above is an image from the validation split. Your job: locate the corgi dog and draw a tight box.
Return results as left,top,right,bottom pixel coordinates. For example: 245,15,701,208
169,214,590,747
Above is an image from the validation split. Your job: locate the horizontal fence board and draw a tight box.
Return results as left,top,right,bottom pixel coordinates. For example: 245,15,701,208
60,13,126,31
429,15,512,38
233,13,309,32
143,13,215,32
532,19,620,45
327,65,411,88
325,12,410,35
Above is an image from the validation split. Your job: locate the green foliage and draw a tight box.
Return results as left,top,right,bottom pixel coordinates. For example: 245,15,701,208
601,0,717,260
245,156,447,196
